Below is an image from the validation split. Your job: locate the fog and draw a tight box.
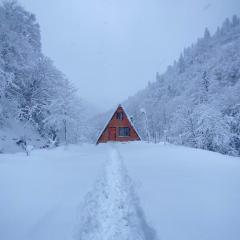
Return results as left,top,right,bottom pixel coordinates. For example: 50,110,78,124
18,0,240,110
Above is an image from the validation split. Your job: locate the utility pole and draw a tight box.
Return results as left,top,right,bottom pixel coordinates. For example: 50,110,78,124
140,108,150,143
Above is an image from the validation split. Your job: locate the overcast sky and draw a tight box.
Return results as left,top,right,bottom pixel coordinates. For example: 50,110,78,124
18,0,240,110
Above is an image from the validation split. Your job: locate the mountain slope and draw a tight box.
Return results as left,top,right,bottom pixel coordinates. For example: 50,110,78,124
0,1,92,152
124,16,240,156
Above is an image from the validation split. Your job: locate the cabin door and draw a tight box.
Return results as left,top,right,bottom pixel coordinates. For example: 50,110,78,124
108,127,116,141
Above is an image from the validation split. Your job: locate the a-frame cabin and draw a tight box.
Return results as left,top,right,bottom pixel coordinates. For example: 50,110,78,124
96,105,141,144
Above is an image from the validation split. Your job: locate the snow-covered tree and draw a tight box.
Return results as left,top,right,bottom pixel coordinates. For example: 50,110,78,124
43,78,81,144
204,27,211,39
178,53,185,73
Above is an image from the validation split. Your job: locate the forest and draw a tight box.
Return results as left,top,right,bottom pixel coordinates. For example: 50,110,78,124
124,16,240,156
0,1,90,151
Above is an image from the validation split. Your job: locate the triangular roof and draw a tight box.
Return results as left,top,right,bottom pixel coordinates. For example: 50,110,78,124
96,104,141,144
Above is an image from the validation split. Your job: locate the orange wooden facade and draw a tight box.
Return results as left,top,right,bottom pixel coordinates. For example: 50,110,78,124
96,105,141,144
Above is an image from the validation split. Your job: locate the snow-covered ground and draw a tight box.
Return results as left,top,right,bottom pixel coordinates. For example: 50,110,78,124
0,142,240,240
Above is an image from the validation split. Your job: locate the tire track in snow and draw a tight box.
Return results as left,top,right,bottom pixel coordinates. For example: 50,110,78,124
77,144,159,240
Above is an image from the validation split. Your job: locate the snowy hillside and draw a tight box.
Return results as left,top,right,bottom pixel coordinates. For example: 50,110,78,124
0,1,92,151
1,142,239,240
124,16,240,156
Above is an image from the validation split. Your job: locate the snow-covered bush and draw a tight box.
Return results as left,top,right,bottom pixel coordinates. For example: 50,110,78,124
16,137,33,156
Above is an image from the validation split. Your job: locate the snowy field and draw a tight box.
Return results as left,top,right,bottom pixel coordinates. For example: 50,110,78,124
0,142,240,240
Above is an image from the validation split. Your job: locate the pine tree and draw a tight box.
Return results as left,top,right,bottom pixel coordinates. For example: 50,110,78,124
204,27,211,39
178,53,185,73
232,15,240,27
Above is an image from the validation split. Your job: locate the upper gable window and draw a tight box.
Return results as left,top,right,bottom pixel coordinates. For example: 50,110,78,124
116,112,124,120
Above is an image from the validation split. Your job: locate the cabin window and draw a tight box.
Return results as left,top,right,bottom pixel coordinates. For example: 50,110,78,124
118,127,130,137
116,112,124,120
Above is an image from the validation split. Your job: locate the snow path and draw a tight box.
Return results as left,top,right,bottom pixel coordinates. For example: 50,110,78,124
77,144,158,240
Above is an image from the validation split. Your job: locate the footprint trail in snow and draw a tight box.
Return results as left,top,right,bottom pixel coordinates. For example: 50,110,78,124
77,145,159,240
